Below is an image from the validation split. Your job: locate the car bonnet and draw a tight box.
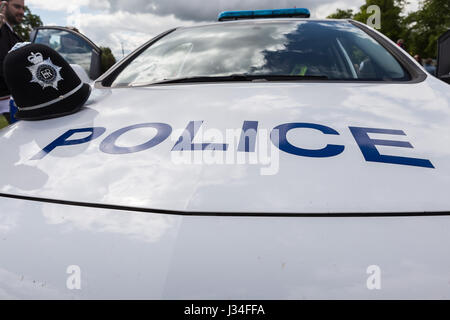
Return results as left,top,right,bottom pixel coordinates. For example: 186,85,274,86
1,78,450,215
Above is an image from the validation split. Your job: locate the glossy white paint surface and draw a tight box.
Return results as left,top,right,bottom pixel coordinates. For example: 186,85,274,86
69,64,91,84
1,76,450,214
1,22,450,298
1,197,450,299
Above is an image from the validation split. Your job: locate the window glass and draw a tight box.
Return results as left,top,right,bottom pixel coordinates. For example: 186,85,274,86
35,29,94,76
112,21,410,86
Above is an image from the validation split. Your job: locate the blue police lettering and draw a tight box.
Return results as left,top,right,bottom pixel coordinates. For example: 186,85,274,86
31,121,434,169
349,126,434,169
238,121,258,152
31,127,106,160
100,123,172,155
271,122,345,158
172,120,228,151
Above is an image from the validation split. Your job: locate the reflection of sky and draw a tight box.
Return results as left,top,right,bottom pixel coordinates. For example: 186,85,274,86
0,197,180,299
2,78,450,214
60,52,92,75
114,21,299,85
42,203,180,243
113,20,408,85
3,195,450,298
35,29,93,75
0,267,67,299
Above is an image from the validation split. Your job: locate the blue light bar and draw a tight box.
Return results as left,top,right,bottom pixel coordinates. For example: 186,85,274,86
218,8,310,21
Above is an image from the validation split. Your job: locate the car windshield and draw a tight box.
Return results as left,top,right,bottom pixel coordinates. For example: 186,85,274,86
111,20,410,87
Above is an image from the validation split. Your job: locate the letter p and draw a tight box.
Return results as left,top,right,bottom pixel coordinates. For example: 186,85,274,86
31,127,106,160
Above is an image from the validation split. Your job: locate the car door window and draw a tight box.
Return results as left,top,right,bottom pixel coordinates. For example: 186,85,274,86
34,29,95,77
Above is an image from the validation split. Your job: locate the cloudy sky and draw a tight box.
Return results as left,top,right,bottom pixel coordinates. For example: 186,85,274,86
27,0,421,59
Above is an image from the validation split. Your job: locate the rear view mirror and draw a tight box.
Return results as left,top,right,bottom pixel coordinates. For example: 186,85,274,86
437,30,450,84
90,49,102,80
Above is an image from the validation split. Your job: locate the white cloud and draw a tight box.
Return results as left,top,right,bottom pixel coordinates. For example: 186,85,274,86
88,0,111,11
314,0,361,18
29,0,372,20
29,0,423,19
45,0,368,57
66,11,201,58
100,0,423,20
104,0,324,21
27,0,90,12
405,0,421,13
29,0,424,61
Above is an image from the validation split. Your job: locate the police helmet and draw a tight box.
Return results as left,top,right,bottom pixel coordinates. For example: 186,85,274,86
3,43,91,121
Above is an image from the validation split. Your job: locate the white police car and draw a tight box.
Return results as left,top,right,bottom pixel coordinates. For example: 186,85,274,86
1,8,450,299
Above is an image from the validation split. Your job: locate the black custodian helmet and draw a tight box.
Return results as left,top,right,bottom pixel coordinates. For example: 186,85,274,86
3,43,91,120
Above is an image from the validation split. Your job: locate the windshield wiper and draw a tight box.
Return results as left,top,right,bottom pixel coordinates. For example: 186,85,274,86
141,74,328,86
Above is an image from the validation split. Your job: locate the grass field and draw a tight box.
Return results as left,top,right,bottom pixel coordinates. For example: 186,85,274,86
0,114,8,130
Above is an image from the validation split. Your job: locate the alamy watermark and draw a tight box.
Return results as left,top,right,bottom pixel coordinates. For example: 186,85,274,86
366,5,381,29
366,265,381,290
170,122,280,176
66,265,82,290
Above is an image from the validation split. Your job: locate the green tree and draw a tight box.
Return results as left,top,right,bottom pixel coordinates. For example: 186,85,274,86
13,6,43,41
100,47,116,74
353,0,406,42
327,9,354,19
405,0,450,58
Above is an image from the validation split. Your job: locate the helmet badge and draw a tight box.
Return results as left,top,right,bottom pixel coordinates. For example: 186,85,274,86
27,52,63,90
